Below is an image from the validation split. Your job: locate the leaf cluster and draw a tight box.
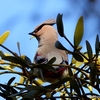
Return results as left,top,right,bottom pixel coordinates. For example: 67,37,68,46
0,14,100,100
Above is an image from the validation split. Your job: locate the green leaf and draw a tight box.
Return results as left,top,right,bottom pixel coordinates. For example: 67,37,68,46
89,63,97,85
24,90,38,99
0,84,7,89
6,77,15,91
17,42,21,56
45,77,71,89
2,56,29,67
0,87,10,96
9,86,46,97
0,79,18,95
86,41,93,61
95,34,99,57
21,55,31,64
72,51,83,62
25,86,46,91
35,64,56,73
56,13,65,37
95,78,100,84
55,41,69,51
47,57,56,64
0,31,10,44
70,77,81,97
0,50,5,57
0,92,7,99
74,16,84,47
55,41,83,62
8,90,22,97
19,76,25,84
76,46,82,51
7,77,15,86
68,67,73,76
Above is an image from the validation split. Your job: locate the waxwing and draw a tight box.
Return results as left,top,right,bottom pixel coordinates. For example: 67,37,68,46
29,19,68,83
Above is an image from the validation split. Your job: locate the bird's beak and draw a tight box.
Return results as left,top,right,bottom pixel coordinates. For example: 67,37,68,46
29,32,35,36
29,32,35,40
29,32,39,40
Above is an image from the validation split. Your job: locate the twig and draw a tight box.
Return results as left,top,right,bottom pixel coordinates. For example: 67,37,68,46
0,44,18,57
0,71,23,75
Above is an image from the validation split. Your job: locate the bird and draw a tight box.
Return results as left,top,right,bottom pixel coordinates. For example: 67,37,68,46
29,19,68,83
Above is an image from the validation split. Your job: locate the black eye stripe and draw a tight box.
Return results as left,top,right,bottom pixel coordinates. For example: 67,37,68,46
34,24,45,33
34,23,55,33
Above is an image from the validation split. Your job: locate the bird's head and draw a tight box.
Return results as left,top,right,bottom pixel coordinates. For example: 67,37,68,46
29,19,57,41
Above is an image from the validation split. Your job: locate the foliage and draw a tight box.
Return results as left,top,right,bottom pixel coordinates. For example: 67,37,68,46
0,14,100,100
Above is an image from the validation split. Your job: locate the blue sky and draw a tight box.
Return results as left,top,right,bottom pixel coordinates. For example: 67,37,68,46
0,0,100,99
